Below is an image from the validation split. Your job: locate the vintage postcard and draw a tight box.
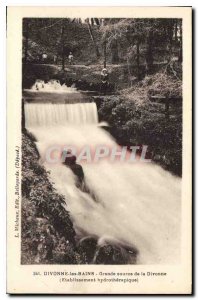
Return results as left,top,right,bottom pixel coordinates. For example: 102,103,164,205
7,6,192,294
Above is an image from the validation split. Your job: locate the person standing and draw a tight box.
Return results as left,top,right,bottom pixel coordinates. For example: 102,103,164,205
53,54,58,64
68,52,74,65
42,53,48,63
101,68,109,94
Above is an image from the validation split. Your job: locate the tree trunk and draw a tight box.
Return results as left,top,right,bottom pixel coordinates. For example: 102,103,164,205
167,20,174,60
174,19,178,41
145,30,153,74
61,24,65,70
24,19,29,65
136,39,140,80
111,39,119,64
87,21,100,58
178,22,182,62
103,40,107,68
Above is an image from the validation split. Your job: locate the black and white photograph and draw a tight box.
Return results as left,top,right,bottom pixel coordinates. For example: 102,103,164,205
22,16,183,265
6,6,192,294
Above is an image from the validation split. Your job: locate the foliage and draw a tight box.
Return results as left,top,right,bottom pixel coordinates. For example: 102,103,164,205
23,17,182,73
21,131,86,264
100,18,182,67
122,66,182,104
23,18,101,64
98,73,182,176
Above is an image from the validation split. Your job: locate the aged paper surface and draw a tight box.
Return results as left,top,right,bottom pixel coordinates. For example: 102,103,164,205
7,6,192,294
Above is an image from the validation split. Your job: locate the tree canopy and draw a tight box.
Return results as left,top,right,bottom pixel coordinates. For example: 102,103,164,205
23,17,182,70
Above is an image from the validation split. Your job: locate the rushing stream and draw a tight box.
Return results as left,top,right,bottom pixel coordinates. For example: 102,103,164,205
24,83,181,264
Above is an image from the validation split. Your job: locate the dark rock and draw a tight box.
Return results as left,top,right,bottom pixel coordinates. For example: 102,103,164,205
53,237,77,264
77,237,98,263
94,243,137,265
94,244,127,265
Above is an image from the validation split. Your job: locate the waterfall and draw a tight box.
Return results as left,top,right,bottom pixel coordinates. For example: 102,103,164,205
25,101,181,265
25,102,98,127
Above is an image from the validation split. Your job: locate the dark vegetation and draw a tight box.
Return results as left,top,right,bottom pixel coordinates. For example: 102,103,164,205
23,18,182,90
23,18,182,68
22,17,183,263
97,70,182,176
22,131,79,264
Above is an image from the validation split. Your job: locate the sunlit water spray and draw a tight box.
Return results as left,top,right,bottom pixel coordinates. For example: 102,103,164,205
25,100,181,264
31,79,78,93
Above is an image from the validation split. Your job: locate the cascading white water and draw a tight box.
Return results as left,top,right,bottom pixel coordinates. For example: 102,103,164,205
25,101,181,264
25,103,98,127
31,79,78,93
